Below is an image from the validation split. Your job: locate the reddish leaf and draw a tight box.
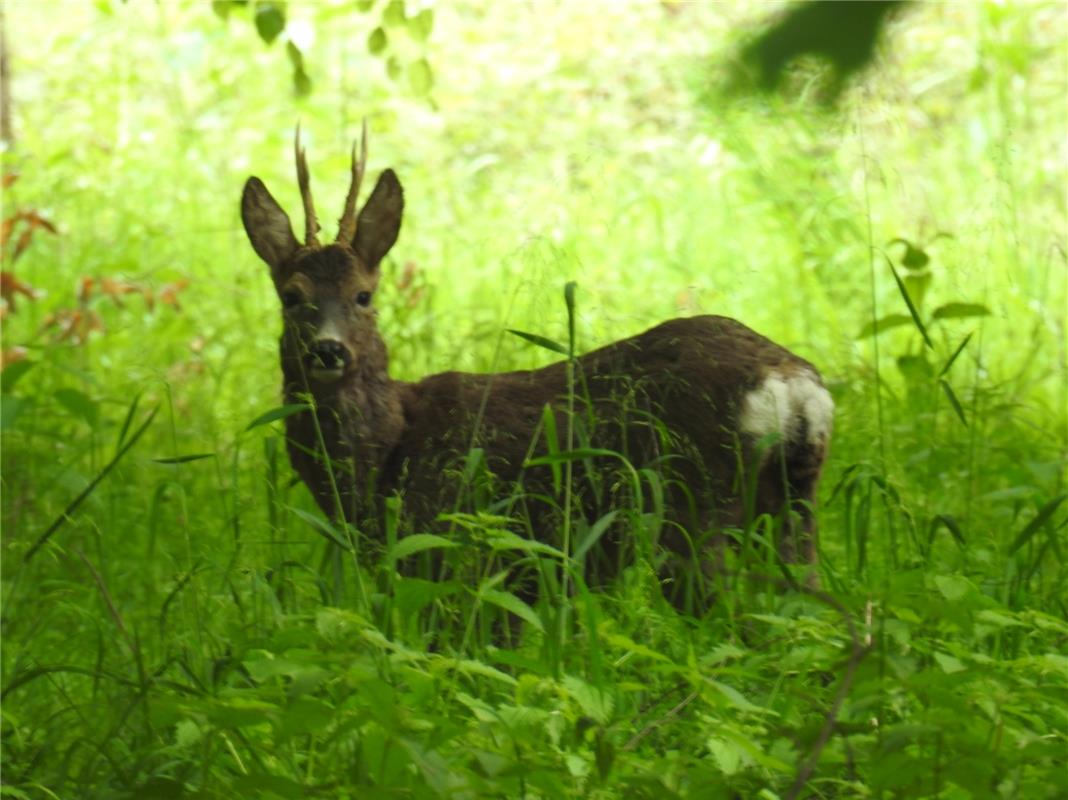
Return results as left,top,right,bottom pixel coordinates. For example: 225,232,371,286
0,271,39,313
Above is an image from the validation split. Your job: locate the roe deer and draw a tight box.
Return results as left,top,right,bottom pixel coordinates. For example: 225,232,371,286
241,128,833,591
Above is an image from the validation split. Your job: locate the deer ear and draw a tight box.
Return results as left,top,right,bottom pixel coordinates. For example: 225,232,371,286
242,177,300,272
353,169,403,270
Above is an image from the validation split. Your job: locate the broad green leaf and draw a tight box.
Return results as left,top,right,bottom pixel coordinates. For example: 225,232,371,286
447,658,518,686
507,328,568,355
931,302,991,320
0,395,29,430
480,588,544,631
933,652,966,674
293,67,312,97
933,573,973,601
563,675,614,723
388,532,457,562
856,313,912,339
254,2,286,45
288,506,353,551
382,0,405,26
485,528,565,558
55,387,99,428
245,403,309,431
367,26,387,55
1,359,35,392
890,237,930,270
407,8,433,41
408,58,433,95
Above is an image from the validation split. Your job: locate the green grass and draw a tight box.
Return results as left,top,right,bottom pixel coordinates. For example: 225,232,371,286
2,2,1066,798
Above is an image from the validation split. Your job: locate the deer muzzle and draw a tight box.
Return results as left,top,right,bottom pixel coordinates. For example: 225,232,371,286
307,339,351,383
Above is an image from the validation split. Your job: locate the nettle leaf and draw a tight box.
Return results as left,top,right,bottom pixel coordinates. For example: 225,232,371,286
408,58,434,96
857,313,913,339
407,8,433,41
890,237,930,271
1,359,36,392
254,2,286,45
931,302,991,320
388,533,457,562
54,387,99,428
562,675,614,723
479,588,544,632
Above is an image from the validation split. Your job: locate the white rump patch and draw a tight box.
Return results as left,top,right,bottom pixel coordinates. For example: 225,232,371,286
740,370,833,450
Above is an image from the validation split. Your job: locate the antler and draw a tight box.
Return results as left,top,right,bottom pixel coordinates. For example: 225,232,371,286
336,119,368,244
294,124,320,247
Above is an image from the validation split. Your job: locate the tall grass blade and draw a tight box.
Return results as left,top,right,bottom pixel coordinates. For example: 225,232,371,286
1008,494,1066,555
24,404,159,563
884,253,933,348
939,332,973,377
939,379,968,427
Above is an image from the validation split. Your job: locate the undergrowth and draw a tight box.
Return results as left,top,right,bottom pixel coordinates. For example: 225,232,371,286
2,2,1066,798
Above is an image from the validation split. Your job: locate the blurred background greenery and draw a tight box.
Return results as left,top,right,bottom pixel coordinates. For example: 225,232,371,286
2,1,1066,797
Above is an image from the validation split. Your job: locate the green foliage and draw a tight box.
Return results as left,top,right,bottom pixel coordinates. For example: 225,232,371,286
2,2,1066,798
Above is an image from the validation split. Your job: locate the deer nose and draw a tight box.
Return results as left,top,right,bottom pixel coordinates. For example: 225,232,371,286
308,339,351,371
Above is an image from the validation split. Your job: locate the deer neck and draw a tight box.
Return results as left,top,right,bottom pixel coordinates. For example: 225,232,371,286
280,335,405,477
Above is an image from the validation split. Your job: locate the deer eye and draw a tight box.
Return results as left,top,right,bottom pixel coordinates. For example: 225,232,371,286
281,289,303,309
355,291,372,307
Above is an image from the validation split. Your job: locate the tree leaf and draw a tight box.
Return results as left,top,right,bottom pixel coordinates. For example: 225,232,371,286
407,58,433,95
407,9,433,41
367,26,387,55
931,302,991,320
254,2,286,45
54,387,99,429
1,358,35,392
382,0,405,27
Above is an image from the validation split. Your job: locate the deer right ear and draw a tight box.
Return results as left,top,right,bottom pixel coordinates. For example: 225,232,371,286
242,177,300,272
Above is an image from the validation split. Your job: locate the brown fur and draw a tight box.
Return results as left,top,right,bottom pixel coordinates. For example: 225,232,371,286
241,141,831,591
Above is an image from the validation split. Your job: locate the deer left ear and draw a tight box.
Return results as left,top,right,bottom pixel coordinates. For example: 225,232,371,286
242,177,300,273
353,169,404,270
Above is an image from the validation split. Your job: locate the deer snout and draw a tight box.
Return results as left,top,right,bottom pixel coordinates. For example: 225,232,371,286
306,339,351,383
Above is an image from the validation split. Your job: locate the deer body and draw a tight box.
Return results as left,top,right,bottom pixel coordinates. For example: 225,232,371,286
243,130,833,578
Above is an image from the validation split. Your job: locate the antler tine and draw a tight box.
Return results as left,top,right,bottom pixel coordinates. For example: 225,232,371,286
336,118,368,244
294,124,320,247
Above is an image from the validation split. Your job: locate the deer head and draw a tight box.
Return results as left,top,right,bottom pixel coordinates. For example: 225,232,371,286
241,125,404,389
